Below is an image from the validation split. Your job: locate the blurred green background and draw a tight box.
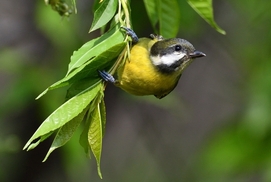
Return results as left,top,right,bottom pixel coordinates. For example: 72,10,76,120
1,0,271,181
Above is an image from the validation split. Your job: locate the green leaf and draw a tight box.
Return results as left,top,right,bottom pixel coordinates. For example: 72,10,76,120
68,25,123,75
80,93,103,157
36,41,126,99
69,42,126,83
92,0,101,12
99,98,106,137
36,26,125,99
25,131,54,151
36,59,94,99
65,78,100,100
36,82,68,100
88,97,106,179
64,42,125,86
23,83,102,150
79,118,91,157
144,0,181,37
42,107,88,162
187,0,226,34
143,0,159,31
89,0,118,32
158,0,181,38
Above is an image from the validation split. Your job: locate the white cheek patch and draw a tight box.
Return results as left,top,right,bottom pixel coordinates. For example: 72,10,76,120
151,52,186,66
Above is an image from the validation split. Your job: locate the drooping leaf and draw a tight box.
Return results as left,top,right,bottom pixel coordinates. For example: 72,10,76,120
36,42,125,99
143,0,158,31
99,98,106,137
92,0,101,12
143,0,181,38
187,0,226,34
158,0,181,38
66,78,99,100
36,26,124,99
65,42,126,86
69,42,126,83
25,131,54,151
42,107,88,162
80,117,91,157
36,59,94,99
23,83,102,150
88,97,106,179
89,0,118,32
68,25,123,75
79,92,104,157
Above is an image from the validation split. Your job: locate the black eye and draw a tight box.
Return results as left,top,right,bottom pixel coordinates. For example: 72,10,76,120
175,45,182,51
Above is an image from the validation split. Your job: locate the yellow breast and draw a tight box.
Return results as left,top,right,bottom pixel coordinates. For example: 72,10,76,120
117,38,181,98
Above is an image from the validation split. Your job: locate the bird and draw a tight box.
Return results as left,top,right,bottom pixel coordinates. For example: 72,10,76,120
99,27,206,99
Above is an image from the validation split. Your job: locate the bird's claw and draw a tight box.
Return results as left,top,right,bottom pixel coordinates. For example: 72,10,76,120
121,27,139,43
149,34,164,41
98,70,116,83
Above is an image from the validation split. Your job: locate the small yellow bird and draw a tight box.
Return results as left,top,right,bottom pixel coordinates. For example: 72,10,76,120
99,27,206,99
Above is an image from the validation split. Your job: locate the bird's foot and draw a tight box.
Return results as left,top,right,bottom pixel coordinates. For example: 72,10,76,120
98,70,116,83
149,34,164,41
121,27,139,43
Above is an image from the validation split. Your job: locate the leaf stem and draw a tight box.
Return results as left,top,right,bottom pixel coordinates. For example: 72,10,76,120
120,0,131,28
109,46,127,74
108,0,131,76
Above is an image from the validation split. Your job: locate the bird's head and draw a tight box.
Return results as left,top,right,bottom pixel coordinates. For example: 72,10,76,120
150,38,206,73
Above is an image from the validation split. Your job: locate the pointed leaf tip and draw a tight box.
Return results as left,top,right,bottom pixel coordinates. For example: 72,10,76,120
89,0,118,32
187,0,226,35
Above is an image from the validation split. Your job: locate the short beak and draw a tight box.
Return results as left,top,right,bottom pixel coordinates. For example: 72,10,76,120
189,51,206,59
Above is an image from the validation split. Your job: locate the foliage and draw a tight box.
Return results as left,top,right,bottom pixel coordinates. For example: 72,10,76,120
23,0,224,178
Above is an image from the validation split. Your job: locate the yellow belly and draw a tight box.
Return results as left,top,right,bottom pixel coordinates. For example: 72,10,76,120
117,38,181,98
